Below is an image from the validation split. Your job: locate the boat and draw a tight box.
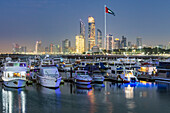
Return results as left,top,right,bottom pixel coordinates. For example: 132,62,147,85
37,65,62,88
155,59,170,83
74,70,92,85
120,70,139,83
91,70,105,83
1,57,27,88
28,56,41,70
62,63,73,72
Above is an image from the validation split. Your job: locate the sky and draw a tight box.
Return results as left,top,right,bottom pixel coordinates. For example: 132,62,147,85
0,0,170,53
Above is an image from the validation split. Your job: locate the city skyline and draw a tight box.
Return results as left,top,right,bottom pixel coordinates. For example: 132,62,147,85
0,0,170,53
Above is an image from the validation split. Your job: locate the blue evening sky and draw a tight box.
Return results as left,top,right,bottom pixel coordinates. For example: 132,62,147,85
0,0,169,52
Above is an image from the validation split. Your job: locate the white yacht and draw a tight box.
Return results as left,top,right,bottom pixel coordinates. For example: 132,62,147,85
91,70,105,83
40,55,54,67
120,70,139,83
74,70,92,85
37,66,62,88
1,57,27,88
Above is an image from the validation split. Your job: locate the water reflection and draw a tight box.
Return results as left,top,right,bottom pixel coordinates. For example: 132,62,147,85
124,84,134,99
75,84,92,94
2,87,26,113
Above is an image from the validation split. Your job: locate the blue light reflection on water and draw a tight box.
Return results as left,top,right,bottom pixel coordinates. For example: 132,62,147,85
0,81,170,113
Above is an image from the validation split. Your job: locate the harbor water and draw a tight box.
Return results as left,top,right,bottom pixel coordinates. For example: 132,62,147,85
0,81,170,113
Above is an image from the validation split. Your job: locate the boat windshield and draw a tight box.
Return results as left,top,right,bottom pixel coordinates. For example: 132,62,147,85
6,63,26,67
43,69,59,77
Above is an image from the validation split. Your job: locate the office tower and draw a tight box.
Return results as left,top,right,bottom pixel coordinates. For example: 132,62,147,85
75,35,85,53
97,29,102,49
136,37,142,49
80,19,86,51
62,39,71,54
35,41,42,54
88,16,95,51
114,38,120,49
128,41,132,48
106,34,114,51
121,36,127,49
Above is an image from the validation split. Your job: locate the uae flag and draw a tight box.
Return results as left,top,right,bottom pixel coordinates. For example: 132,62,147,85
105,6,115,16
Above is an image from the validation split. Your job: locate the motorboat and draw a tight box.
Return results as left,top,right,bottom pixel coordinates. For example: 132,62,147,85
62,63,73,72
119,70,139,83
1,57,27,88
37,66,62,88
155,59,170,83
28,56,41,70
91,70,105,83
74,70,92,85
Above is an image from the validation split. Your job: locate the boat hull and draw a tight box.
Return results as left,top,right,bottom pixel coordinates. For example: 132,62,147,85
3,79,26,88
37,76,62,88
75,79,92,85
92,77,104,83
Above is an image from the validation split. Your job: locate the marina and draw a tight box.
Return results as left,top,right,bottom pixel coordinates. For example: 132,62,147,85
0,54,169,112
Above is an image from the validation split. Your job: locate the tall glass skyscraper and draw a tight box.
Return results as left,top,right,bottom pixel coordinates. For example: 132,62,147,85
35,41,42,54
80,19,86,51
121,36,127,49
97,29,102,49
88,16,95,51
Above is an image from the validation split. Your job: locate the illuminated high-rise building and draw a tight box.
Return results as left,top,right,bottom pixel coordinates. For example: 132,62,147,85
106,34,114,51
35,41,42,54
88,16,95,51
80,19,86,51
136,37,142,49
97,29,102,49
75,35,85,53
62,39,71,54
114,38,120,49
50,43,53,54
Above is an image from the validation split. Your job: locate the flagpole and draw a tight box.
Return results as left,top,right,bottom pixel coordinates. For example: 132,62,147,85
104,5,106,50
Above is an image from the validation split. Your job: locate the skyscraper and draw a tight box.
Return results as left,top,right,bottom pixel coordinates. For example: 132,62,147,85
97,29,102,49
50,43,53,54
88,16,95,51
75,35,85,53
121,36,127,49
80,19,86,51
106,34,114,51
35,41,42,54
114,38,120,49
136,37,142,49
62,39,71,54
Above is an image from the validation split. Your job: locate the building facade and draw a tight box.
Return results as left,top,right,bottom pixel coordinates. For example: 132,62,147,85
62,39,71,54
75,35,85,53
97,29,102,49
80,19,86,51
106,34,114,51
35,41,42,54
88,16,95,51
114,38,120,49
121,36,127,49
